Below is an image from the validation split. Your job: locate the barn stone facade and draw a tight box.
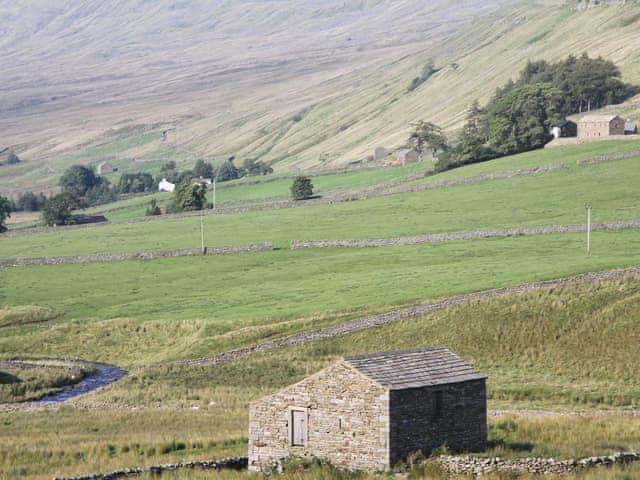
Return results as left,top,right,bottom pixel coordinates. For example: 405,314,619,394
248,346,487,472
578,115,626,139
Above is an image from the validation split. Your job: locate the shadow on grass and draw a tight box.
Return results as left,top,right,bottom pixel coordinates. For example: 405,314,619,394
0,371,21,385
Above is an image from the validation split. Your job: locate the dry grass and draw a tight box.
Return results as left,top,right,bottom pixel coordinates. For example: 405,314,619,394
2,2,640,196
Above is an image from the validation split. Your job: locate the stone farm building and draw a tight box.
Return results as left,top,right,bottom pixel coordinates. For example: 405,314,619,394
96,161,115,175
158,178,176,192
550,120,577,139
248,346,487,472
578,115,625,139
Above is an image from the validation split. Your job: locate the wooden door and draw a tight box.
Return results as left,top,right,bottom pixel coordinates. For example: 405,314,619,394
291,410,307,446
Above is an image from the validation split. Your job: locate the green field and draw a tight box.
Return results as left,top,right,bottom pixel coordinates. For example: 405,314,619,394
3,140,640,259
3,230,640,367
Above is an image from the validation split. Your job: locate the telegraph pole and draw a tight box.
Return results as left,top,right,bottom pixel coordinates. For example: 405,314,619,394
586,205,592,255
200,212,205,254
212,177,216,210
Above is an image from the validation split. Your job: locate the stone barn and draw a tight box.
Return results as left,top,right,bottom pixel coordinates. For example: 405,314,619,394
96,161,115,175
578,115,625,138
248,346,487,472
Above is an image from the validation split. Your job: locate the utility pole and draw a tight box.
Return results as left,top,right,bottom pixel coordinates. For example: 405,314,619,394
200,212,205,255
212,177,216,210
586,205,592,255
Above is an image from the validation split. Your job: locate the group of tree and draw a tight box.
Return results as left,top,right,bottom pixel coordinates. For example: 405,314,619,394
0,195,10,233
413,53,639,173
116,172,155,194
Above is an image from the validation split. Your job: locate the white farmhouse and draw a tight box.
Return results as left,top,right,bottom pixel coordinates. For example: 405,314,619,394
158,178,176,192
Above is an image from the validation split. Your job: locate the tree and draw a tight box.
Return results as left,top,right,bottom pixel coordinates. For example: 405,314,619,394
169,178,207,212
117,173,155,194
216,159,240,182
290,176,313,201
7,152,21,164
193,159,214,179
145,199,162,216
409,121,449,160
42,192,81,226
59,165,103,197
16,191,47,211
487,83,562,155
243,158,273,176
161,160,176,172
0,195,11,233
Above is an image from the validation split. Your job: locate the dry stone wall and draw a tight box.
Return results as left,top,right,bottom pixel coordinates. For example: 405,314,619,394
438,451,640,476
577,148,640,166
52,457,248,480
291,219,640,250
0,243,273,267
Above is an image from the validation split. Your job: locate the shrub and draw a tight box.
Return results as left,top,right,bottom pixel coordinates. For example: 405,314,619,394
290,176,313,201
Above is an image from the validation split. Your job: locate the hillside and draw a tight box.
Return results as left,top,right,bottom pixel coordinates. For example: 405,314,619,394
2,0,640,197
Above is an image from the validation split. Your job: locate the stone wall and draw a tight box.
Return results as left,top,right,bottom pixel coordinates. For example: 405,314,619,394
545,135,637,148
249,362,390,472
438,451,640,476
290,219,640,250
389,380,487,464
577,148,640,166
0,243,273,267
52,457,248,480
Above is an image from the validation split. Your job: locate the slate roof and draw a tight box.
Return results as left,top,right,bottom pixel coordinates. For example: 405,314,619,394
579,115,619,123
344,346,486,390
552,119,576,128
625,123,637,132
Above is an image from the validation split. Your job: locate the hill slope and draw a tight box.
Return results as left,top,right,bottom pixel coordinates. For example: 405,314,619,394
1,0,640,196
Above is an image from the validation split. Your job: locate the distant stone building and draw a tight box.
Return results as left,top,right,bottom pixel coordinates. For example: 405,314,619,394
373,147,388,161
550,120,577,139
158,178,176,192
248,346,487,472
625,123,638,135
395,148,418,165
96,161,115,175
578,115,625,139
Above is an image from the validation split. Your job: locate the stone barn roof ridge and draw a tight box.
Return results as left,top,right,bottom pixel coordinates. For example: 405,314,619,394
578,114,620,123
344,345,486,390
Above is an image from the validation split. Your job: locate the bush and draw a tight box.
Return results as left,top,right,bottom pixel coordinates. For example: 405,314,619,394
290,176,314,201
7,152,21,164
145,199,162,216
41,192,81,226
16,191,47,211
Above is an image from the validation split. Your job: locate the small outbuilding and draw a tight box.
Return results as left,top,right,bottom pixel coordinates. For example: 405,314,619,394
248,346,487,472
96,161,115,175
395,148,418,165
372,147,388,161
550,120,577,139
158,178,176,192
625,123,638,135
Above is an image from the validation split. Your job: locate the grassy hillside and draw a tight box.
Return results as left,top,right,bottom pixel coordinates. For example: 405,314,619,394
3,277,640,479
2,1,640,196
